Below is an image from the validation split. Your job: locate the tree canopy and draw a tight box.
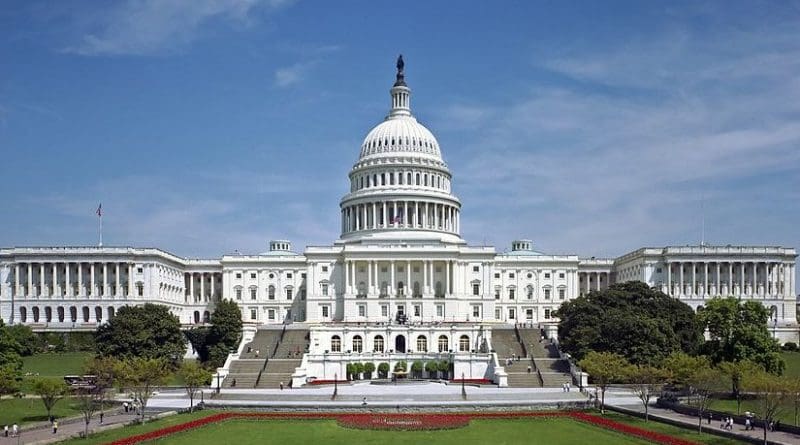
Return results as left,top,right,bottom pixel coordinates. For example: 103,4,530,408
95,304,185,366
0,320,25,371
698,297,784,374
557,281,703,365
185,299,243,368
579,351,630,413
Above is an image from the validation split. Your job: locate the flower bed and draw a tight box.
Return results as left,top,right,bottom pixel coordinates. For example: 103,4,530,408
105,411,700,445
337,413,470,431
448,378,493,384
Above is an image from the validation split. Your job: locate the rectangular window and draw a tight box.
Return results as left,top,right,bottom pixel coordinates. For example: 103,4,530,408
544,273,551,279
472,284,480,296
268,309,275,320
235,273,242,279
235,288,242,300
287,273,293,279
322,306,329,318
559,273,565,279
436,304,444,317
473,266,479,272
544,289,551,300
558,289,565,299
656,267,662,273
250,273,256,279
494,273,500,279
358,305,366,317
473,305,481,318
137,267,143,274
494,308,501,319
381,305,388,317
322,284,329,296
509,289,515,299
509,273,515,278
137,284,143,297
250,288,257,300
286,289,293,300
494,289,500,299
250,309,257,320
526,308,534,320
322,266,328,272
544,309,551,319
508,308,516,319
301,273,306,278
414,305,421,317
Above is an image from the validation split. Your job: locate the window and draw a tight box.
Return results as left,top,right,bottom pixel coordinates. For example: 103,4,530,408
286,288,293,300
544,273,551,279
331,335,341,352
353,335,363,353
287,273,293,279
472,305,481,318
137,267,143,274
526,285,533,299
268,309,275,320
414,305,421,317
545,309,551,319
472,283,480,296
268,285,275,300
494,273,500,279
235,273,242,279
250,287,257,300
374,335,384,352
301,273,306,279
322,284,329,296
527,273,533,279
544,289,551,299
250,273,256,279
509,273,515,278
509,288,515,299
137,284,143,297
250,309,257,320
558,288,565,300
417,335,428,352
322,266,328,272
436,304,444,317
473,266,479,272
459,335,470,352
494,288,500,299
269,273,274,278
559,273,565,279
381,305,388,317
358,304,366,317
438,335,450,352
322,306,329,318
508,308,516,319
235,287,242,300
656,267,662,273
526,308,534,320
495,308,501,319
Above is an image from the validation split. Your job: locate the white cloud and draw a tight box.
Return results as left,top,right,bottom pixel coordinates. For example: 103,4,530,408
62,0,293,56
274,62,311,87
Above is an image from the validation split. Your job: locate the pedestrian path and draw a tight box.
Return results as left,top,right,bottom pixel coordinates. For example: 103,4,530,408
0,409,140,445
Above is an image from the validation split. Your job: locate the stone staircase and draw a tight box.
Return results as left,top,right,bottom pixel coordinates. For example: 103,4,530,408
255,359,303,389
492,327,540,387
223,359,261,388
223,327,309,388
518,327,573,388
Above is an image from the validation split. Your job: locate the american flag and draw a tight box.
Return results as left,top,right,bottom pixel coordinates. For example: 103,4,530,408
96,203,102,217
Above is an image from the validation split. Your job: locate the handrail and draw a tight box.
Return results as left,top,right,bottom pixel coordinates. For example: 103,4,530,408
536,367,544,387
255,346,273,387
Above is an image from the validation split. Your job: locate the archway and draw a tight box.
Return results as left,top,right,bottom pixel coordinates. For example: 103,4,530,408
395,335,406,353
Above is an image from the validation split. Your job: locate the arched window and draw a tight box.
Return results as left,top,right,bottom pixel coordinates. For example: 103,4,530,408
69,306,77,322
82,306,90,322
413,281,421,297
45,306,52,322
438,335,449,352
20,307,27,323
374,335,384,352
108,307,115,319
357,281,367,297
33,307,40,322
353,335,363,353
203,311,210,323
435,281,443,297
57,307,65,322
331,335,341,353
249,286,257,300
380,281,388,297
527,285,534,299
416,173,420,185
459,335,470,352
194,311,200,324
268,285,275,300
770,305,779,321
407,172,412,184
95,306,103,322
417,335,428,352
397,281,404,296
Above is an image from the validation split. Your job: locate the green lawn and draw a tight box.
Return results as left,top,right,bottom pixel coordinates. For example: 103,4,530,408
56,411,747,445
22,352,93,377
782,352,800,378
0,397,83,425
709,398,799,426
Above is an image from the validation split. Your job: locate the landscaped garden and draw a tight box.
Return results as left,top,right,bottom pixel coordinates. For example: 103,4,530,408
53,411,747,445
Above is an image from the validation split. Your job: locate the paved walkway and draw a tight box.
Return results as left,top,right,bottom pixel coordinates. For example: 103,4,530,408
0,409,140,445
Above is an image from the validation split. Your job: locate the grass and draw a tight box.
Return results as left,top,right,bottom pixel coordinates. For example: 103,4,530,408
0,397,83,425
709,398,799,426
55,411,749,445
22,352,93,377
781,352,800,378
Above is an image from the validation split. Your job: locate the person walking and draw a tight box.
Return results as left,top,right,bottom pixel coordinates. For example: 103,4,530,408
279,381,284,390
52,420,58,434
123,401,128,413
12,424,18,437
100,411,104,424
4,425,8,437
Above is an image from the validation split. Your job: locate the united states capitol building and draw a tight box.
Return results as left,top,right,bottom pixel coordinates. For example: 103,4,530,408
0,58,797,385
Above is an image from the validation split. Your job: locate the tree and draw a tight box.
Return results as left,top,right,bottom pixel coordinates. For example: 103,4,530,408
698,297,784,374
378,362,390,379
629,364,668,421
411,360,424,379
363,362,375,379
32,378,68,421
76,356,119,436
425,361,439,379
95,304,185,367
579,351,630,414
438,360,451,380
557,282,703,365
6,324,39,356
745,370,791,445
687,367,725,433
719,360,763,414
663,352,711,389
186,300,243,368
0,320,24,371
353,362,364,380
178,362,211,412
118,358,170,424
0,365,20,400
346,363,355,380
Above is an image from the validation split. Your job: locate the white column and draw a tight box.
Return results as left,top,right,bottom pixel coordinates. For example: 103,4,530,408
362,204,367,230
703,262,708,298
127,264,134,297
414,201,419,228
189,273,195,301
15,264,20,296
27,263,32,296
115,263,121,296
372,203,377,229
200,273,206,302
382,202,387,228
446,260,451,295
728,263,733,295
210,273,216,300
406,260,411,293
715,262,720,296
102,263,108,296
390,261,396,295
393,201,398,227
90,263,96,296
678,262,684,297
741,263,746,296
52,263,58,296
423,260,429,294
64,263,71,297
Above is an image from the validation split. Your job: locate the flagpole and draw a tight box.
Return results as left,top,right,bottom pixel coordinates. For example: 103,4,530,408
99,213,103,247
97,203,103,247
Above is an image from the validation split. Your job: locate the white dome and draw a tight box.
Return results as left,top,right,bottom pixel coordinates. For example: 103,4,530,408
359,116,441,159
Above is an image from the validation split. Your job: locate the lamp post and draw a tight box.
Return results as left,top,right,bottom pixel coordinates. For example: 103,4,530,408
461,372,466,400
332,373,338,400
216,374,220,394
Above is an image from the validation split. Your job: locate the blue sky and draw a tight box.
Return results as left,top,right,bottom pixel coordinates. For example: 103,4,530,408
1,1,798,266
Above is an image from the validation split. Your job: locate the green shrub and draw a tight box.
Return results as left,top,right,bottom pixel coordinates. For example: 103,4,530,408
425,361,439,378
782,342,798,352
378,362,390,378
346,363,356,380
363,362,376,379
